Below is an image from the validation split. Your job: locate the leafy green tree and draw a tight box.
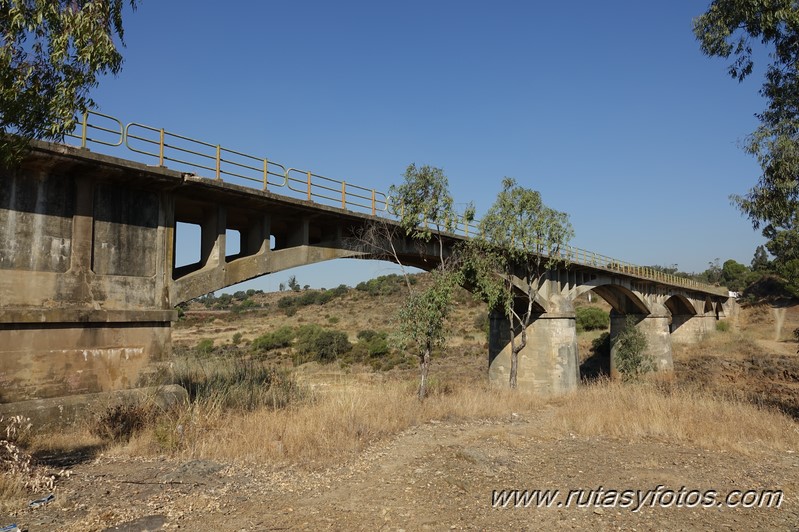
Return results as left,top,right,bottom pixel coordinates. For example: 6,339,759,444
694,2,799,290
751,245,772,272
612,317,653,381
363,163,469,399
721,259,750,291
1,0,138,166
463,178,574,389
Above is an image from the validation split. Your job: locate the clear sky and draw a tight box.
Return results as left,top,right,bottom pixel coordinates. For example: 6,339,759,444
85,1,769,292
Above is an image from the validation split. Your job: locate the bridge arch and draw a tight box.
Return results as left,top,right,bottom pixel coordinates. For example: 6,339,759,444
572,282,650,315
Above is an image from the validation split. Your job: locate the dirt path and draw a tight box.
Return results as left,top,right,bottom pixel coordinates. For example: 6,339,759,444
8,411,798,531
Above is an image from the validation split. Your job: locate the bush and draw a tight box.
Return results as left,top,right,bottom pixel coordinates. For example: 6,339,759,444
232,332,243,345
612,318,653,380
716,320,730,332
197,338,214,355
355,274,404,296
357,329,390,357
576,307,609,332
295,325,351,363
92,402,154,442
252,326,295,351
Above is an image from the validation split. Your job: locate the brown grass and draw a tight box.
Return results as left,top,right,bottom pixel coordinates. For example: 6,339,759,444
108,374,799,467
547,379,799,456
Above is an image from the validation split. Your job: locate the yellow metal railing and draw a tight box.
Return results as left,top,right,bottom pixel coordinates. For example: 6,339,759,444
64,111,727,296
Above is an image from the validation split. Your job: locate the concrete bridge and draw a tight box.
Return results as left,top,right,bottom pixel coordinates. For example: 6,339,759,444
0,117,733,403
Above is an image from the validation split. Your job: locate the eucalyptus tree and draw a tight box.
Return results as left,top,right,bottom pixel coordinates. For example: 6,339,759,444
362,163,471,399
1,0,138,166
694,1,799,292
463,178,574,388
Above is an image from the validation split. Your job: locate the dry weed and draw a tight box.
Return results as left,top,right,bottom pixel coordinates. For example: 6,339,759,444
545,379,799,455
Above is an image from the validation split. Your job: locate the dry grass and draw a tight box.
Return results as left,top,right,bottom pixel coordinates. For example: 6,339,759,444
112,379,542,465
547,379,799,456
108,374,799,467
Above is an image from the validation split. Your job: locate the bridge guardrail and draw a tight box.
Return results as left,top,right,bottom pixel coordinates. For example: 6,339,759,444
63,111,728,297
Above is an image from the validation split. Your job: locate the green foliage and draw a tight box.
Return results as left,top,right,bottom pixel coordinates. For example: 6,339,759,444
276,287,345,315
716,320,730,332
721,259,751,291
396,269,460,355
287,275,300,292
612,318,653,381
356,274,404,296
0,0,138,166
357,329,390,357
575,307,610,332
294,325,351,363
197,338,214,355
463,178,574,389
751,245,772,272
695,3,799,291
231,332,243,345
389,164,461,241
252,326,295,352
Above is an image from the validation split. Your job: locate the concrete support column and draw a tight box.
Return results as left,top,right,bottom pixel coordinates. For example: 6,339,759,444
670,314,715,344
488,311,579,395
200,205,226,269
610,310,673,374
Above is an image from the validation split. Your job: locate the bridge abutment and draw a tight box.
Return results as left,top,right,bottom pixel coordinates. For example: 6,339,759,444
488,311,579,395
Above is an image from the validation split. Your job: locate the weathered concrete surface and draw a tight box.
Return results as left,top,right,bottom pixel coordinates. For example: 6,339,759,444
0,385,187,429
671,314,716,344
489,311,579,396
610,310,673,374
0,321,171,401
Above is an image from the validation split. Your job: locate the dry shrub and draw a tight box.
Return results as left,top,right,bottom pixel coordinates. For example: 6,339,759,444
546,379,799,455
91,402,155,442
0,416,64,511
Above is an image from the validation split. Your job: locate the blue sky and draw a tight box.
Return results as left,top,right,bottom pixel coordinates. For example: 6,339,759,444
86,1,768,291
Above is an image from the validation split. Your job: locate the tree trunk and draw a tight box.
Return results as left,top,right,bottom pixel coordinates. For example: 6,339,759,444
418,348,431,400
509,348,519,389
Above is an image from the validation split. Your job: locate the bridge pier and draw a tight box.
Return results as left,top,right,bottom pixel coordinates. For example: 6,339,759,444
488,310,579,395
609,310,673,376
670,314,716,344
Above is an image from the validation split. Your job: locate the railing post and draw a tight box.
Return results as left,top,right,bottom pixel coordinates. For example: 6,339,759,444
464,217,469,237
371,190,376,216
263,159,269,191
80,112,89,148
307,171,312,201
341,181,347,209
215,145,222,180
158,128,165,167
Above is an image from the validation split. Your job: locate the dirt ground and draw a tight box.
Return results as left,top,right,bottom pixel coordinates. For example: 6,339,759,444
3,300,799,531
8,412,798,531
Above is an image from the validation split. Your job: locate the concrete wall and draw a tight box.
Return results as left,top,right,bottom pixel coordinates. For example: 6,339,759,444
489,311,579,395
0,148,177,404
610,311,673,373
